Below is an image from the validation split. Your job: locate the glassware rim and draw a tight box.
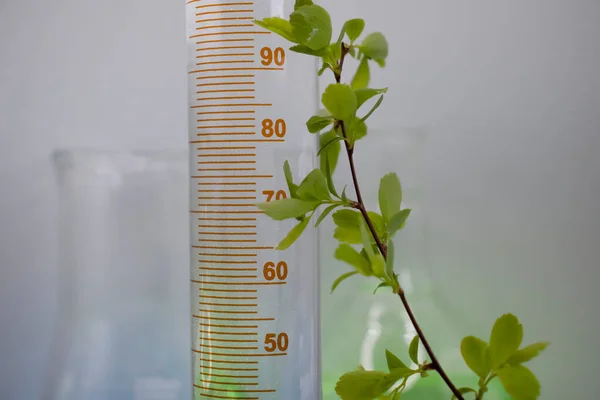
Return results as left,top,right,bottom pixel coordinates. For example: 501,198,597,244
51,148,188,175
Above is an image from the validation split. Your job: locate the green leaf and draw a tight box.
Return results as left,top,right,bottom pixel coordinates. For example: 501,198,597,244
294,0,314,10
276,214,313,250
290,5,332,51
318,62,330,76
329,42,343,62
335,368,410,400
460,336,491,379
496,365,541,400
322,83,358,120
379,173,403,221
319,129,341,197
351,57,371,90
289,44,330,57
370,254,386,279
307,114,334,134
296,169,331,202
332,209,386,244
408,336,420,364
355,88,388,109
386,349,408,371
385,240,395,280
359,219,375,258
386,368,416,383
368,212,386,238
360,32,388,65
336,25,347,45
335,244,372,276
388,209,411,236
315,204,339,227
333,209,363,244
373,282,391,294
379,392,399,400
322,152,339,199
360,248,371,262
257,198,319,221
451,387,478,399
341,186,349,204
337,19,365,44
318,134,344,157
334,226,360,244
345,19,365,42
335,370,388,400
254,18,297,43
346,117,368,144
282,160,299,199
378,369,416,396
319,129,341,167
361,94,385,122
506,342,550,365
331,271,359,294
489,314,524,369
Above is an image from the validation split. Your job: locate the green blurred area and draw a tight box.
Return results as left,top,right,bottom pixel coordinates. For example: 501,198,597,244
322,372,509,399
319,277,510,399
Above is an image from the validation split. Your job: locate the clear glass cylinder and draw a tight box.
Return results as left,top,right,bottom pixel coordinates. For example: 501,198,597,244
319,128,508,399
185,1,321,399
46,150,191,400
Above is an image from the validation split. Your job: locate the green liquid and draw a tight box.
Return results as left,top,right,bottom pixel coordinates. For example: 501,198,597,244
322,373,510,399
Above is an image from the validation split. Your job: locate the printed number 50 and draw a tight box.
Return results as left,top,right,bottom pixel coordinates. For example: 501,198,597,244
264,333,289,352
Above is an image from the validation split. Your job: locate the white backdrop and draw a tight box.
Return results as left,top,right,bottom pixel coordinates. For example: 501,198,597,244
1,0,599,398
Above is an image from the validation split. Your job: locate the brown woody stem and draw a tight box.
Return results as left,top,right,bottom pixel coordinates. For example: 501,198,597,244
333,42,465,400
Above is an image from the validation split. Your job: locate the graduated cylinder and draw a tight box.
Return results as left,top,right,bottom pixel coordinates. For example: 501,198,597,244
185,0,321,399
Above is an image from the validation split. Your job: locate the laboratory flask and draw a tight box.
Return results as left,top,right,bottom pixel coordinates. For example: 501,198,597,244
46,149,191,400
185,1,321,399
319,127,508,399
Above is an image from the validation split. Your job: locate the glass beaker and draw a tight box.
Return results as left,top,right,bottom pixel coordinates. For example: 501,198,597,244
46,150,191,400
319,128,508,399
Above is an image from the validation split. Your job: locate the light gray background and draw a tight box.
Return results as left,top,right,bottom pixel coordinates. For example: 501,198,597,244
1,0,599,398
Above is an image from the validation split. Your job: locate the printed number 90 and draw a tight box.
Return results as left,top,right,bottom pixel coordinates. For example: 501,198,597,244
261,47,285,66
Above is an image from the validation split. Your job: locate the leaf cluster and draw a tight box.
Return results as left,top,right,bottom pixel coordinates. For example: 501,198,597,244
256,161,345,250
331,172,410,294
335,336,425,400
457,314,549,400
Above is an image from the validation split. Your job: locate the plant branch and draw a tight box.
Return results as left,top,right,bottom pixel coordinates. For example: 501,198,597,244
333,42,465,400
334,45,388,257
398,292,464,399
343,131,388,257
422,363,436,371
